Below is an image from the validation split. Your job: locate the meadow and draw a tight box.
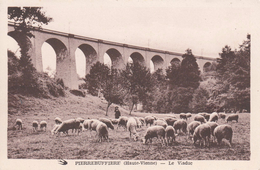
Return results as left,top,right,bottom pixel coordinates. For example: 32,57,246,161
8,93,250,160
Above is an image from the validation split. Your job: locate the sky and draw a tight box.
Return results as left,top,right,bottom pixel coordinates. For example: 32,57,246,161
6,0,255,77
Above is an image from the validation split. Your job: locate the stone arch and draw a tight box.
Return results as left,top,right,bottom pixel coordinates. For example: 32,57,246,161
129,52,145,66
203,62,212,72
106,48,124,69
77,44,97,74
151,55,164,71
8,31,32,56
44,38,68,82
170,58,181,67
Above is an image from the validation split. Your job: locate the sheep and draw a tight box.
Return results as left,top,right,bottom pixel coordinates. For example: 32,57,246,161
32,121,39,132
40,121,47,131
143,126,166,145
204,113,211,121
117,116,129,130
180,113,187,120
206,122,219,136
96,122,109,142
15,119,22,130
138,117,145,126
219,112,227,119
173,119,187,134
54,119,80,135
133,117,142,128
82,119,93,130
99,118,114,130
165,126,176,145
110,119,119,125
186,113,192,119
154,119,168,129
76,117,85,123
145,116,155,126
209,112,219,122
51,124,61,135
226,114,239,123
89,119,102,131
193,123,211,147
213,124,233,147
152,116,158,120
164,117,177,126
126,117,138,141
54,117,62,124
187,121,201,138
194,114,206,123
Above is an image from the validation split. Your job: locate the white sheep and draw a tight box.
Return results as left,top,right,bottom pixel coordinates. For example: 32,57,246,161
165,126,176,145
144,116,155,126
213,124,233,147
40,120,47,131
164,117,177,126
186,113,192,119
194,114,206,123
96,122,109,142
76,117,85,123
180,113,187,120
198,112,210,121
32,121,39,132
133,117,142,128
54,119,80,135
193,123,211,147
173,119,187,134
187,121,201,138
205,122,219,142
143,126,166,145
226,114,239,123
209,112,219,122
138,117,145,126
99,118,114,130
127,117,138,141
117,116,129,130
15,119,22,130
54,117,62,124
154,119,168,129
219,112,227,119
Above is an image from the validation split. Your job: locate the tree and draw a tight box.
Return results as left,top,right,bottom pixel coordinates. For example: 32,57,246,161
8,7,52,95
120,63,153,115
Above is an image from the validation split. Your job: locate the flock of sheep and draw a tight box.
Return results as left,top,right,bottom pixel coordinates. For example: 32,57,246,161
13,112,239,147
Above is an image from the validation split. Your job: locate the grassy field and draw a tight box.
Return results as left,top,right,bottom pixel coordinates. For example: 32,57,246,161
8,92,250,160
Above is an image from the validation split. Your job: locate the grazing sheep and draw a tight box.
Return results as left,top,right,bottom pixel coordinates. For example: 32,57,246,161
82,119,93,130
165,126,176,145
194,115,206,123
219,112,227,119
76,117,85,123
127,117,138,141
187,121,201,137
40,121,47,131
143,126,166,145
54,117,62,124
32,121,39,132
145,116,155,126
226,114,239,123
117,116,129,130
90,119,102,131
173,119,187,134
99,118,114,130
209,112,219,122
51,124,61,135
180,113,187,120
96,122,109,142
152,116,158,120
133,117,142,128
213,124,233,147
204,113,211,121
54,119,80,135
110,119,119,125
164,117,177,126
206,122,219,136
15,119,22,130
186,113,192,119
193,124,211,147
138,117,145,126
154,119,168,129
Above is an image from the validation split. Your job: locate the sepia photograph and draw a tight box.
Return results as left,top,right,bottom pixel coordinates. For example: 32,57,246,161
1,0,260,169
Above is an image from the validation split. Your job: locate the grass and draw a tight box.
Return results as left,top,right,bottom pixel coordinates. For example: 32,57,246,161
8,92,250,160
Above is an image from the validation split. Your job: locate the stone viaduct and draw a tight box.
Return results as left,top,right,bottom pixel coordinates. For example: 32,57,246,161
8,22,216,89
